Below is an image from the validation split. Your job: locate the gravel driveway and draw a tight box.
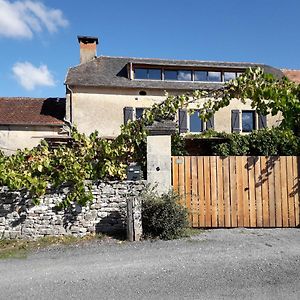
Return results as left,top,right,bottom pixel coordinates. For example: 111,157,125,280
0,228,299,300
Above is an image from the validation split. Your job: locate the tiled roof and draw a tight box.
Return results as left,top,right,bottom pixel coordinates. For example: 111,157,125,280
0,97,65,126
281,69,300,83
65,56,284,90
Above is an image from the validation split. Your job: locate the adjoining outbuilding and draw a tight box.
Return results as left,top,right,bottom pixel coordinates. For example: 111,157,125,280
0,97,67,155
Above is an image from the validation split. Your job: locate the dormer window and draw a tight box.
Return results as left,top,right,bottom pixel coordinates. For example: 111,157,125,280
194,71,207,81
208,71,222,82
194,71,222,82
224,72,236,82
135,68,161,80
133,65,244,82
164,70,177,80
164,70,192,81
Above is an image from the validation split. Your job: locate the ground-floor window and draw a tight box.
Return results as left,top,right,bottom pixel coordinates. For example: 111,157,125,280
242,110,255,132
189,110,203,133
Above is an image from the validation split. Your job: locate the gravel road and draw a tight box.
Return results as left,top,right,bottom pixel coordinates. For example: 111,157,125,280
0,228,299,300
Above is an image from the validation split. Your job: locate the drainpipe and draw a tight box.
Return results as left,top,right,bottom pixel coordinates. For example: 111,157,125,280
65,84,74,136
66,84,74,122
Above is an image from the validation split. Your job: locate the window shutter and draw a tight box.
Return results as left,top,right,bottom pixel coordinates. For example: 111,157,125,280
124,107,134,124
258,114,267,129
231,110,241,132
178,109,188,133
206,112,214,130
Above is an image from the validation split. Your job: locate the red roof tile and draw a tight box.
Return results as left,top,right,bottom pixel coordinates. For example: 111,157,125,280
281,69,300,84
0,97,65,126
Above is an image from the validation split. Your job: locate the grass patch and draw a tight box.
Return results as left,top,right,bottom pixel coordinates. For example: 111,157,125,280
143,228,205,241
183,228,206,243
182,228,205,237
0,234,104,260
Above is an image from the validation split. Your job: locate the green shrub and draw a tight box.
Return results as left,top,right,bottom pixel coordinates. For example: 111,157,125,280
171,133,188,156
141,190,188,240
185,128,300,156
248,128,300,155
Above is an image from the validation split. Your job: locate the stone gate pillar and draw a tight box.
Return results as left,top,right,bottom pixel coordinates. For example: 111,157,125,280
146,120,176,194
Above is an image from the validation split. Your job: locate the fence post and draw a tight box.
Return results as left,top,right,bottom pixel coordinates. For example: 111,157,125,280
127,198,134,242
127,196,142,241
146,120,176,194
132,196,142,241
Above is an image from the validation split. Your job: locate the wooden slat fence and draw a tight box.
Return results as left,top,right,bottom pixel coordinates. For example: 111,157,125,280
172,156,300,228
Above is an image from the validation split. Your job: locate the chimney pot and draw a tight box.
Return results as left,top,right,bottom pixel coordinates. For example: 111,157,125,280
77,35,99,64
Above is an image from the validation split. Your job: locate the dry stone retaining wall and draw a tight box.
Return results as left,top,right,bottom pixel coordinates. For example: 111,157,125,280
0,181,145,240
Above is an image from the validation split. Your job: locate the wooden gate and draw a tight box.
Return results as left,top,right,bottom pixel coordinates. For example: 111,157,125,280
172,156,300,228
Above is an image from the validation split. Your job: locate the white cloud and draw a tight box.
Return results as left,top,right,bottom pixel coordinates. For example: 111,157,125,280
0,0,68,39
12,61,55,90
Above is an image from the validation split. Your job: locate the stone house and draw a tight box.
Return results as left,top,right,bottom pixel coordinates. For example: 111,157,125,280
2,36,300,154
0,97,67,155
64,36,300,138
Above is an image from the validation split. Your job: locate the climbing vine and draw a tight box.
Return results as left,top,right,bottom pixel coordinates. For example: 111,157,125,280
198,67,300,135
0,92,203,207
0,67,299,207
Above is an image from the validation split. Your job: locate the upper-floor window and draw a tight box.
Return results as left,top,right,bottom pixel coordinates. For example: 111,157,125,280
208,71,222,82
224,72,236,82
194,71,207,81
178,70,192,81
133,66,243,82
135,68,161,80
164,70,192,81
164,70,177,80
194,71,222,82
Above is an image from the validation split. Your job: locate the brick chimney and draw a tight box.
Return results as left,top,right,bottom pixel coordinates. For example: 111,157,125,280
77,36,99,64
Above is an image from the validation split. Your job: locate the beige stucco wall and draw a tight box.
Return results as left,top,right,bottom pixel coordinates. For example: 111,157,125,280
69,87,166,137
209,98,281,133
0,125,62,155
68,86,282,137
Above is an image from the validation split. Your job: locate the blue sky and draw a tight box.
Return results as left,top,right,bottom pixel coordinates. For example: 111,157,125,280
0,0,300,97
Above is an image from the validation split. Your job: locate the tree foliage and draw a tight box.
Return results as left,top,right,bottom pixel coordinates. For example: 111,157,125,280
185,128,300,156
0,131,128,207
199,67,300,135
0,92,199,207
0,67,299,206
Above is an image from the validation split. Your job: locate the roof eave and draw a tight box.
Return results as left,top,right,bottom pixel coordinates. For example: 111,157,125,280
63,82,223,91
0,123,65,127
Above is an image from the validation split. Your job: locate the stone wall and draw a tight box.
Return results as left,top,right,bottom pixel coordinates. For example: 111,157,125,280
0,181,145,240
